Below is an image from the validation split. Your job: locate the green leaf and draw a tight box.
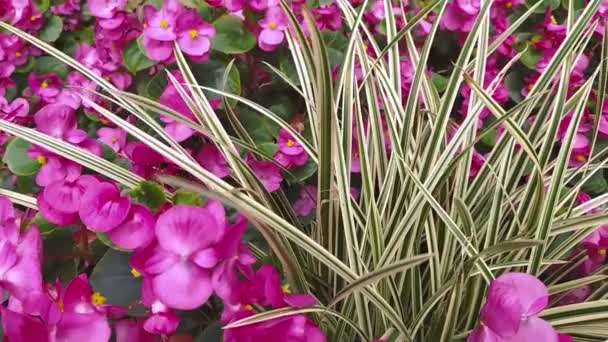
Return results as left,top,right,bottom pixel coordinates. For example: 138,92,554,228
42,229,77,284
519,46,541,69
431,73,448,93
505,71,524,102
212,15,257,54
525,0,561,12
34,0,51,13
173,190,204,206
195,323,222,342
34,56,69,78
95,232,131,252
561,0,585,10
286,158,317,183
581,171,608,194
123,39,156,74
3,138,40,176
129,181,166,210
38,16,63,43
191,58,241,108
90,249,142,306
139,70,167,100
258,142,279,158
34,214,57,235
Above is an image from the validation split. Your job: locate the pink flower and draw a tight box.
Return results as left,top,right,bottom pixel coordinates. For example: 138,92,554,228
125,142,164,178
248,158,283,192
470,150,485,177
136,202,226,309
258,7,288,51
468,273,557,342
79,182,132,232
159,71,196,142
115,319,156,342
441,0,479,32
27,147,82,187
88,0,126,18
312,3,341,31
28,73,63,102
0,96,29,122
0,196,43,303
175,10,215,59
293,185,317,217
274,128,308,168
581,226,608,274
38,175,99,225
34,104,88,143
97,126,127,152
197,144,230,178
107,204,155,250
2,275,111,342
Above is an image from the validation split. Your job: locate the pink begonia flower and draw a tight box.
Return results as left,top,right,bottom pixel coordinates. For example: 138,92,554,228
293,185,317,217
175,10,215,59
159,71,197,141
441,0,479,32
258,7,288,51
274,128,308,168
580,226,608,274
137,202,226,310
312,3,342,31
97,126,127,152
125,141,164,178
468,272,557,342
469,150,485,177
0,96,29,122
197,144,230,178
558,334,574,342
248,0,277,12
0,196,43,303
79,182,132,232
2,275,111,342
107,204,155,250
38,175,99,225
28,73,63,102
88,0,126,18
248,157,283,192
27,146,82,187
115,319,156,342
33,104,89,144
144,300,180,334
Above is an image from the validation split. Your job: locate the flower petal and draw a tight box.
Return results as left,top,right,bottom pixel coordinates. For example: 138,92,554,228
152,260,213,310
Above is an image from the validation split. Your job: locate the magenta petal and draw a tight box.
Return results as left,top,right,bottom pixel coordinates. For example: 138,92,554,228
481,281,523,337
153,260,213,309
0,240,18,275
164,122,194,142
178,36,210,56
191,248,218,268
43,180,83,214
143,311,179,334
4,229,44,302
108,205,155,250
79,182,131,232
1,306,50,342
56,312,111,342
467,325,502,342
284,293,316,308
38,193,78,225
495,272,549,316
259,29,284,45
155,205,224,257
115,319,156,342
558,333,573,342
503,317,558,342
142,37,173,62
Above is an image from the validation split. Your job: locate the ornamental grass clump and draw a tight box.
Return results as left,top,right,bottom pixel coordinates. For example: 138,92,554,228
0,0,608,341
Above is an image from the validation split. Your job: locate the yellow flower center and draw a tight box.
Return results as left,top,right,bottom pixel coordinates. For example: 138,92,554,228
91,292,107,305
36,155,47,165
576,155,586,162
189,29,199,38
527,83,534,91
286,139,295,147
30,15,36,21
244,304,254,311
100,118,109,125
159,19,169,29
57,300,64,312
15,51,21,57
551,16,557,25
531,34,542,43
281,284,291,293
143,23,148,29
599,249,607,255
41,80,49,89
131,268,141,278
353,152,359,159
110,136,118,143
505,1,512,8
268,21,277,30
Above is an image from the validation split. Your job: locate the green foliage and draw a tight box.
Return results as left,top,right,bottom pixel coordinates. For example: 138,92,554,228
212,15,257,54
123,39,156,74
38,15,63,42
128,180,166,210
3,138,40,176
90,249,142,306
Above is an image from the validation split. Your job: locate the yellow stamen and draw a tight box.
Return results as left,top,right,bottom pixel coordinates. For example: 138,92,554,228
131,268,141,278
56,300,64,312
505,1,512,8
576,155,586,162
91,292,107,305
353,152,359,159
41,80,49,89
286,139,295,147
188,29,199,38
599,249,607,255
30,15,36,21
36,155,47,165
281,284,291,293
143,23,148,29
268,21,277,30
100,118,109,125
527,83,534,91
551,16,557,25
531,34,542,43
15,51,21,57
110,136,118,143
244,304,253,311
159,19,169,29
363,44,369,51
